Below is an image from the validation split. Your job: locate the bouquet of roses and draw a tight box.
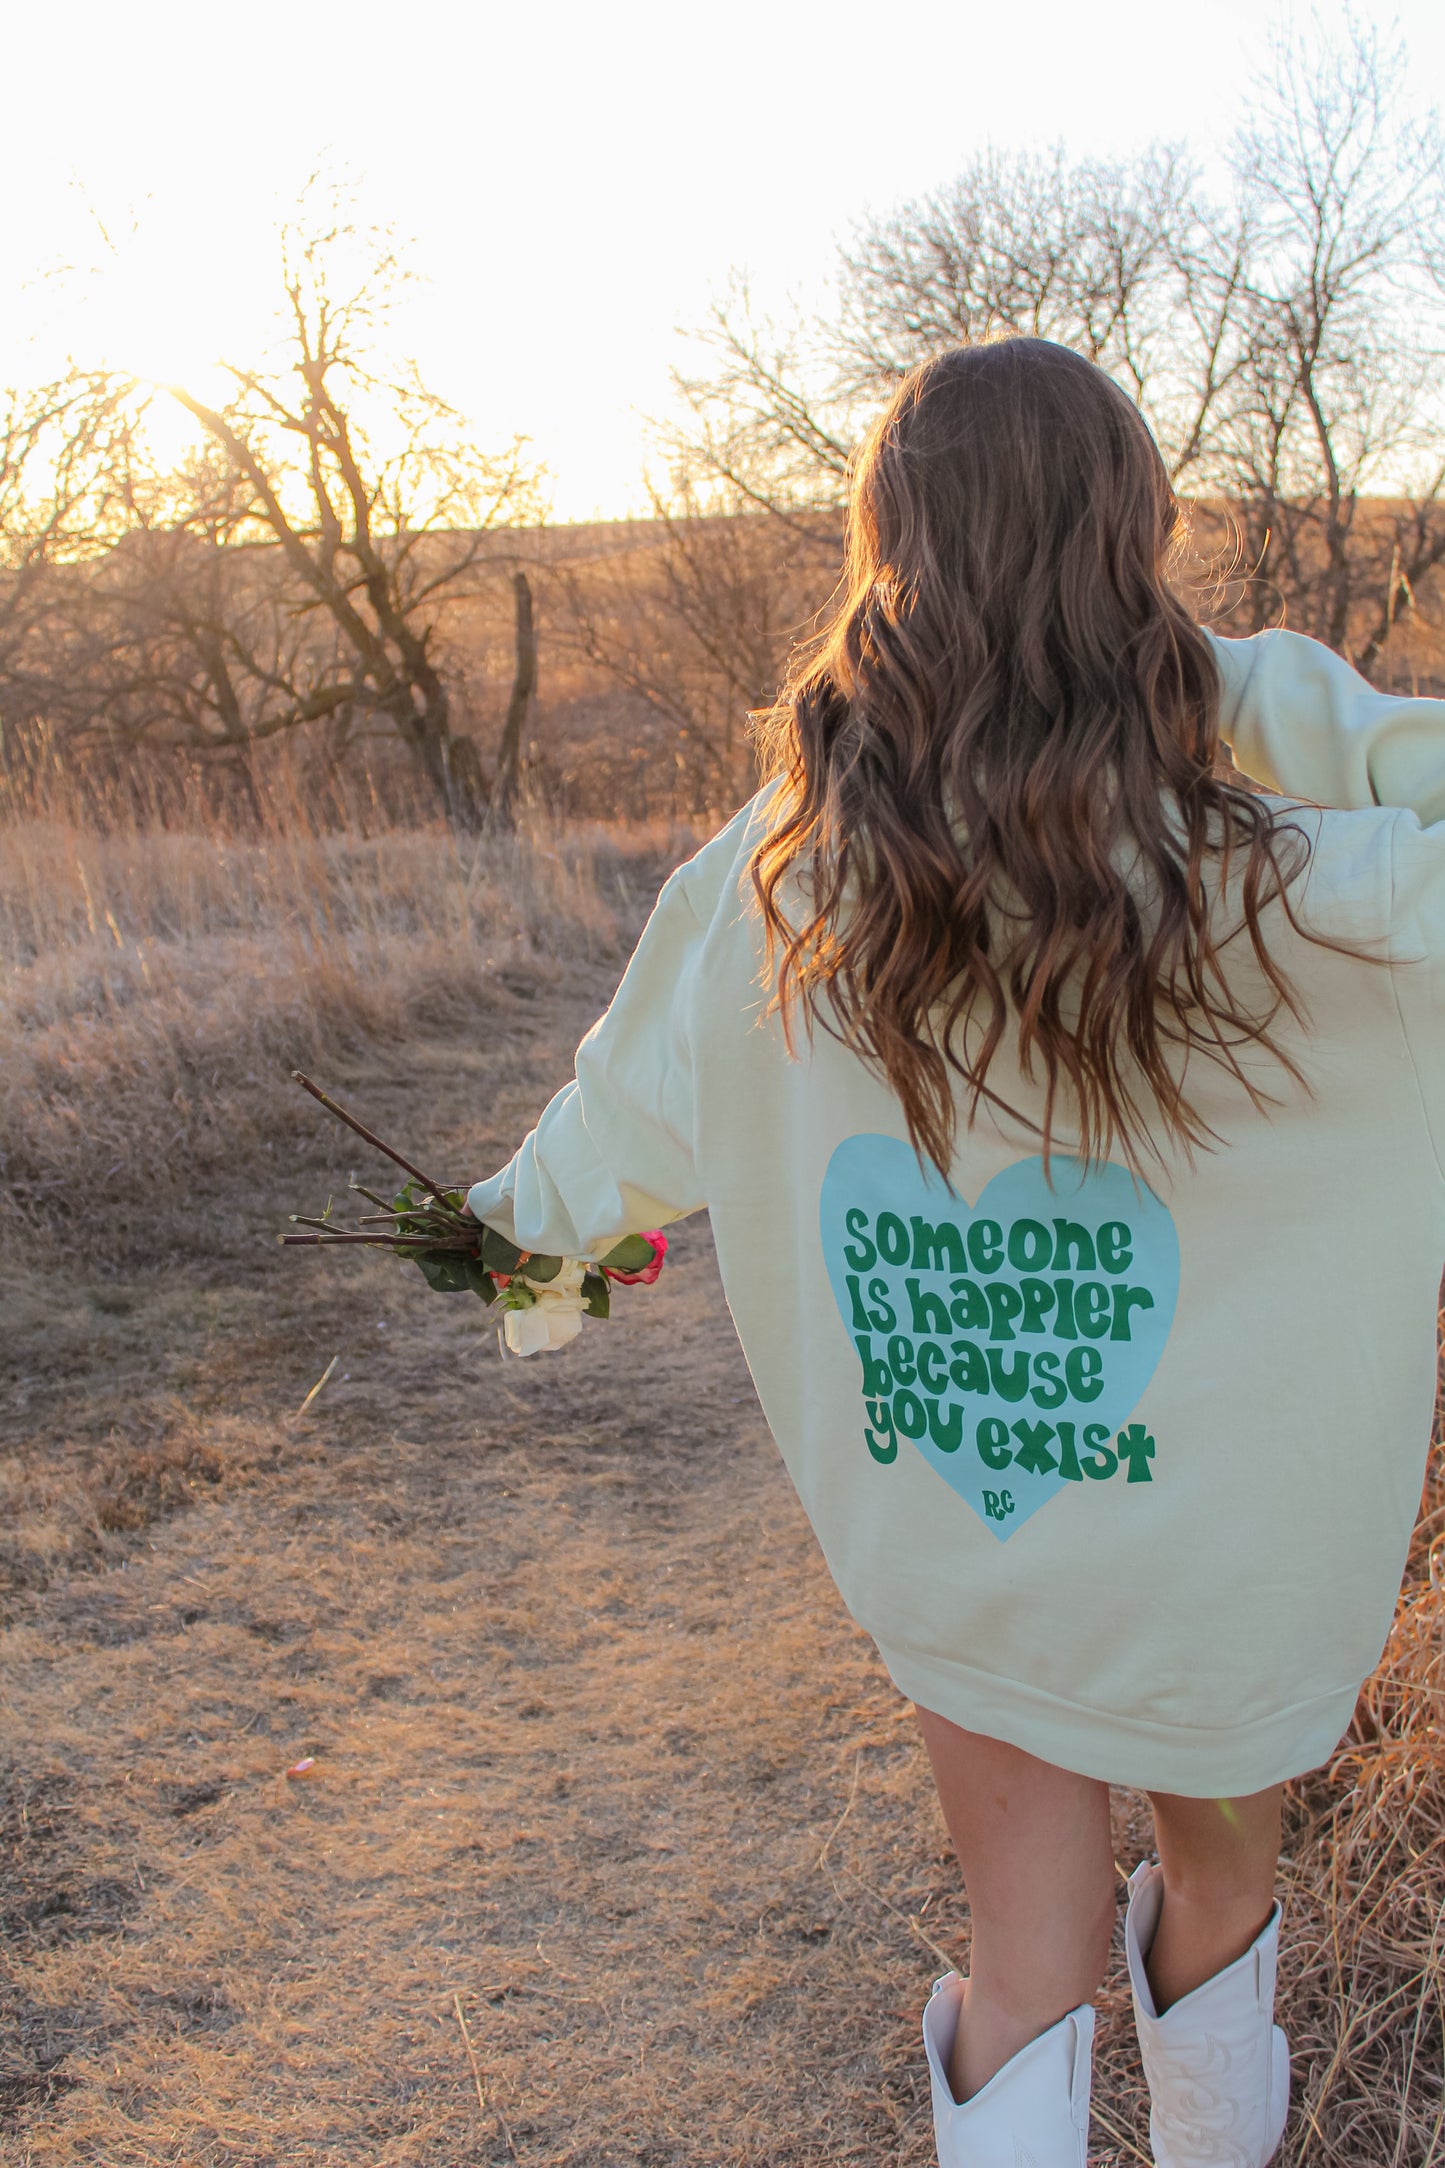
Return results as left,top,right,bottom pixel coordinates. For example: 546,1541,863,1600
280,1073,667,1355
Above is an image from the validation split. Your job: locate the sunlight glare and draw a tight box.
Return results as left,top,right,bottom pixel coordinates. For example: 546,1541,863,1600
5,0,1445,520
80,209,249,400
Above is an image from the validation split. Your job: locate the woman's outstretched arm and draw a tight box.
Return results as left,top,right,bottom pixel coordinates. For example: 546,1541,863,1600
1209,626,1445,823
466,860,713,1262
1210,627,1445,1176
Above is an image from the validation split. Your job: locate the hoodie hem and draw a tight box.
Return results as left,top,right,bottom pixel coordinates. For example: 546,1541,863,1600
874,1640,1357,1795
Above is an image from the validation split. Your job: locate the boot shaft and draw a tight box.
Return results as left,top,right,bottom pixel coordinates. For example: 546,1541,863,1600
922,1972,1094,2168
1125,1859,1290,2168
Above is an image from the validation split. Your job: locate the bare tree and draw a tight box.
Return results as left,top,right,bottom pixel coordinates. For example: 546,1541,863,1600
0,372,146,771
668,19,1445,684
666,284,854,556
841,146,1277,511
0,214,546,819
554,312,850,815
160,213,543,819
1206,22,1445,670
492,570,537,824
48,451,358,759
552,474,823,812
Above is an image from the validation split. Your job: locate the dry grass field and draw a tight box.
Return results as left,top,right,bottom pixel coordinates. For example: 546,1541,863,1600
3,782,1445,2165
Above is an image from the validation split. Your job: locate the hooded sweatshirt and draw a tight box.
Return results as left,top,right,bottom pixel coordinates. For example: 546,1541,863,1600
467,629,1445,1796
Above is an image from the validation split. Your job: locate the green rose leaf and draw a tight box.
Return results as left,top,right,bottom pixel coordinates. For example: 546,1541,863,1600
480,1228,524,1276
415,1253,471,1294
522,1251,563,1284
597,1233,655,1274
581,1270,611,1319
464,1257,499,1304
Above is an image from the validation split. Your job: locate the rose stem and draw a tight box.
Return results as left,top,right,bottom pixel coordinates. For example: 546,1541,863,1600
278,1231,451,1248
280,1229,477,1249
291,1072,458,1200
349,1182,403,1211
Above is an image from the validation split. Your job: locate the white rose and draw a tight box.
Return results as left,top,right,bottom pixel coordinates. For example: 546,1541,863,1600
501,1259,591,1357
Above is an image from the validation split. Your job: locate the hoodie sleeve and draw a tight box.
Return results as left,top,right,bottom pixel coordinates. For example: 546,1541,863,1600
465,862,710,1259
1209,627,1445,826
1385,812,1445,1181
1208,627,1445,1179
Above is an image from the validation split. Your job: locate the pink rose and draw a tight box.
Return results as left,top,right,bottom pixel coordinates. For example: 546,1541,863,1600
604,1230,669,1285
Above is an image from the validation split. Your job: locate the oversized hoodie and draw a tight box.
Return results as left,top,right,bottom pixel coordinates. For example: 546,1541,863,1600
468,630,1445,1796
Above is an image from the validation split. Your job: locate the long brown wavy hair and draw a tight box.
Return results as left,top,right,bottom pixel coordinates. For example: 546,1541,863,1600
750,337,1324,1178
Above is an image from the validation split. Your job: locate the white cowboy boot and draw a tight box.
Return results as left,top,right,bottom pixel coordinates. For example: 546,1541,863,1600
922,1970,1094,2167
1125,1859,1290,2168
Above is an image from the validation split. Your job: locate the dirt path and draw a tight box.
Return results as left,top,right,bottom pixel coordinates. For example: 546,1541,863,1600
1,976,1155,2167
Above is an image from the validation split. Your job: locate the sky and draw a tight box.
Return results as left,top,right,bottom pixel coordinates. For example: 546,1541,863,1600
3,0,1444,520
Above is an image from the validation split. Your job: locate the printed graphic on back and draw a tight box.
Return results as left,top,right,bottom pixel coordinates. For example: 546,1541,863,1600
819,1135,1179,1540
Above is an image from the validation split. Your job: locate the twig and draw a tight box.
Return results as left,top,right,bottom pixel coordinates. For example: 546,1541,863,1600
293,1071,454,1197
1087,2101,1153,2165
830,1862,957,1974
295,1355,339,1419
279,1231,424,1248
815,1750,862,1870
349,1180,402,1210
453,1992,517,2159
452,1992,487,2113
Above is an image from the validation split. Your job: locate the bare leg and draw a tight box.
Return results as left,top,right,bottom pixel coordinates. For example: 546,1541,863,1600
1142,1786,1284,2012
916,1706,1116,2104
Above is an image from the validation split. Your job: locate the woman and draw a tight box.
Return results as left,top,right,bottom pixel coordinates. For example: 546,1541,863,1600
467,340,1445,2166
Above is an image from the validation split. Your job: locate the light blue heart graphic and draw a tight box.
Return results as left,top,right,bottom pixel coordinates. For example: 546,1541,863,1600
820,1135,1179,1540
